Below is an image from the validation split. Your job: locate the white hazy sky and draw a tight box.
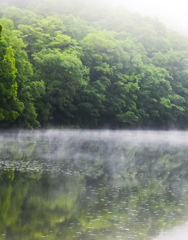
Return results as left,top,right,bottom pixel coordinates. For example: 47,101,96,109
110,0,188,35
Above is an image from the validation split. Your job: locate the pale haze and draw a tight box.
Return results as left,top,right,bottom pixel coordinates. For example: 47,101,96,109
111,0,188,35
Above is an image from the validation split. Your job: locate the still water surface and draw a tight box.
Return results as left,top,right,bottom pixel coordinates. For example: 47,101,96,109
0,130,188,240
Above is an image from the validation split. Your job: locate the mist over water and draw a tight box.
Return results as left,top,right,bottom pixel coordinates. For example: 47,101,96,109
1,129,188,240
1,129,188,172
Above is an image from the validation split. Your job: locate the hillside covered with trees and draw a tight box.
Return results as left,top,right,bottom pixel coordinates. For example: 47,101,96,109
1,0,188,129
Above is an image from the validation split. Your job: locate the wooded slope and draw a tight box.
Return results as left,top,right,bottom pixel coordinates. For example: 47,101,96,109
1,0,188,128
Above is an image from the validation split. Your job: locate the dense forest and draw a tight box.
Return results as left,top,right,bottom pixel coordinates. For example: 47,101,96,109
1,0,188,129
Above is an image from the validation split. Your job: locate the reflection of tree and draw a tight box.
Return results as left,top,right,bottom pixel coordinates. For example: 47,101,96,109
1,133,188,239
0,170,41,238
115,145,188,238
16,173,86,240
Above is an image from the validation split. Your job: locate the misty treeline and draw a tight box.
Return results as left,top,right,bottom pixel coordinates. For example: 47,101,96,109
1,0,188,128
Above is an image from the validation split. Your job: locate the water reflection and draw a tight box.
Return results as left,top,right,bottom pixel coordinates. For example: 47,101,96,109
0,130,188,240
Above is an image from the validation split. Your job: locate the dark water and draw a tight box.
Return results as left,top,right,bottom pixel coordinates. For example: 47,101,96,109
0,130,188,240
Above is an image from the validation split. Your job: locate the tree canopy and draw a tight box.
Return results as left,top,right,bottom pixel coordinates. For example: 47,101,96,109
1,0,188,128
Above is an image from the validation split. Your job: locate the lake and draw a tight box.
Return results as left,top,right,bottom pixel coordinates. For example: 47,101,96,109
0,130,188,240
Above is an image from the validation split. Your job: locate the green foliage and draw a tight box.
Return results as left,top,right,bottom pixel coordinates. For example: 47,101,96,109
18,16,67,61
0,7,39,27
0,24,2,35
0,43,22,123
33,48,87,124
1,0,188,128
62,14,94,41
0,17,44,128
